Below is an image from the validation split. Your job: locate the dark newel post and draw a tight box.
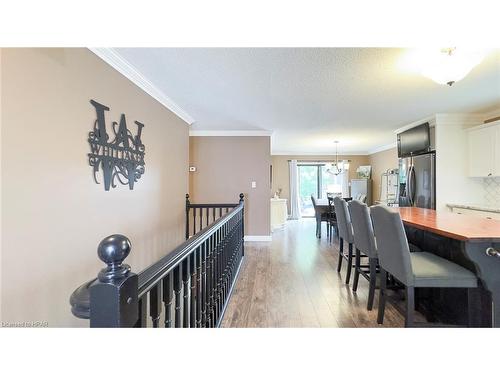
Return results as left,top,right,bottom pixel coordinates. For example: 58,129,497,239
89,234,138,328
239,193,245,256
185,194,190,240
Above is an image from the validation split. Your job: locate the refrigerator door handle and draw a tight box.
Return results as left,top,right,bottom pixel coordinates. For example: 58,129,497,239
406,166,411,204
403,165,409,199
408,165,416,206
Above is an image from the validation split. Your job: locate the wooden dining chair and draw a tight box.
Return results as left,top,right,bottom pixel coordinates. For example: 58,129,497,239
311,195,330,238
327,196,338,242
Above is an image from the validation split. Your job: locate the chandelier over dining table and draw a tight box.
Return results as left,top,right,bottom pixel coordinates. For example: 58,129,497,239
326,141,349,176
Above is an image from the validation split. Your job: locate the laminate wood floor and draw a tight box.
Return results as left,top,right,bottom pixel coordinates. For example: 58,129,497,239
221,218,426,328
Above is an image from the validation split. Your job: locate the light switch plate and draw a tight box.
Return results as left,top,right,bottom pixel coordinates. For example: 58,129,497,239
251,181,257,188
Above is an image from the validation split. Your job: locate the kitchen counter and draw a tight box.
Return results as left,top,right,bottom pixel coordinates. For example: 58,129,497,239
446,203,500,214
394,207,500,242
391,207,500,327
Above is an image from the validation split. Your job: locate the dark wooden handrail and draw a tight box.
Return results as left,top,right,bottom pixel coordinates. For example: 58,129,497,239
70,193,245,328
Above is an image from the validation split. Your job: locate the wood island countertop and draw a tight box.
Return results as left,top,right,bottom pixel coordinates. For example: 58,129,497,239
392,207,500,242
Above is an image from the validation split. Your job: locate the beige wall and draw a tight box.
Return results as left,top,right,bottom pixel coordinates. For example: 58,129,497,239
1,48,189,326
368,147,398,204
189,136,271,236
271,154,370,211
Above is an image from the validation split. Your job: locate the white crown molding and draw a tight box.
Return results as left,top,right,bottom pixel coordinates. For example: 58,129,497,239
244,235,272,242
271,150,370,156
481,107,500,121
465,119,500,132
189,130,273,137
367,142,397,155
89,48,195,125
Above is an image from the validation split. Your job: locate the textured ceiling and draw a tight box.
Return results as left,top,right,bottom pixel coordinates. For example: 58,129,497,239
114,48,500,154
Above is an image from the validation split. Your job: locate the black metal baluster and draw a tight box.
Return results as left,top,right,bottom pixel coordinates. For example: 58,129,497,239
199,208,203,232
190,251,196,328
196,246,203,328
193,207,197,236
204,237,210,328
135,296,147,327
209,234,216,327
185,194,190,240
221,225,227,309
212,230,218,323
203,239,210,327
221,225,226,308
224,222,230,302
206,207,209,228
219,207,222,218
215,228,221,321
149,283,162,328
206,234,213,327
226,222,233,298
174,266,182,328
182,258,190,328
217,226,223,316
223,221,231,301
212,207,216,223
163,273,173,327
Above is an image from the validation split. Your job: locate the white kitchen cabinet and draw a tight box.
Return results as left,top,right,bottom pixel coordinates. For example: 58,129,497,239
467,122,498,177
270,198,288,231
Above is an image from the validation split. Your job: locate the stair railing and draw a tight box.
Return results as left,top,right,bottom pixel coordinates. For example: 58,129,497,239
70,193,245,328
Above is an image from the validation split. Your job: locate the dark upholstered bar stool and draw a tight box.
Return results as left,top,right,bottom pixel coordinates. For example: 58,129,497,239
333,196,361,284
349,200,378,310
370,205,478,327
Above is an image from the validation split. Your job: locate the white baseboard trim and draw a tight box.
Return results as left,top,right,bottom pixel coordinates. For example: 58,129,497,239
244,235,272,242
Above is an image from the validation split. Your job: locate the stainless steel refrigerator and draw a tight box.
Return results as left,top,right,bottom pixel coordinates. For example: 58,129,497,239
398,151,436,209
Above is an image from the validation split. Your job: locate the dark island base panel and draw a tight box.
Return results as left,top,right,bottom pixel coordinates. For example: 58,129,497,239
404,225,493,327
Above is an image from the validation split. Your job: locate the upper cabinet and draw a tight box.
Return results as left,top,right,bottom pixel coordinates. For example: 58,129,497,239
467,120,500,177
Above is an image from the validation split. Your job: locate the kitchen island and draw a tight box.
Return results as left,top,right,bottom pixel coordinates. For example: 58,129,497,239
393,207,500,327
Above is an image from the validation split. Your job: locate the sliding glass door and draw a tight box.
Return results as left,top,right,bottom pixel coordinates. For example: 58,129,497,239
298,163,347,217
298,165,320,217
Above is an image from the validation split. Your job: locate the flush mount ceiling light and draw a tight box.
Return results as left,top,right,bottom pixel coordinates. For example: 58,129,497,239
419,48,486,86
327,141,349,176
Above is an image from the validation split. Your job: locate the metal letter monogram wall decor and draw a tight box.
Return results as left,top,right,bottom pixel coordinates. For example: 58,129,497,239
88,100,145,191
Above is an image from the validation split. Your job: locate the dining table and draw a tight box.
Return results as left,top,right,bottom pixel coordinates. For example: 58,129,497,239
315,197,352,212
314,197,352,237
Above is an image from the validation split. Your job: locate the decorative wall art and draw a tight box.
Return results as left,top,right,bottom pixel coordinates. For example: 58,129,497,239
88,100,145,191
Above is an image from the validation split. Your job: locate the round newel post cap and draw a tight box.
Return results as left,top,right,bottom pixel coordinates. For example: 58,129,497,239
97,234,132,282
239,193,244,202
185,193,190,199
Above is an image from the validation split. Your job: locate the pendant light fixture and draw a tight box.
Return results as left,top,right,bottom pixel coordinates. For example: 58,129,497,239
327,141,349,176
420,48,485,86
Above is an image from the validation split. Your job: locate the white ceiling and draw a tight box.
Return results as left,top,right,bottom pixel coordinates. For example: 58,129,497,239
113,48,500,154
